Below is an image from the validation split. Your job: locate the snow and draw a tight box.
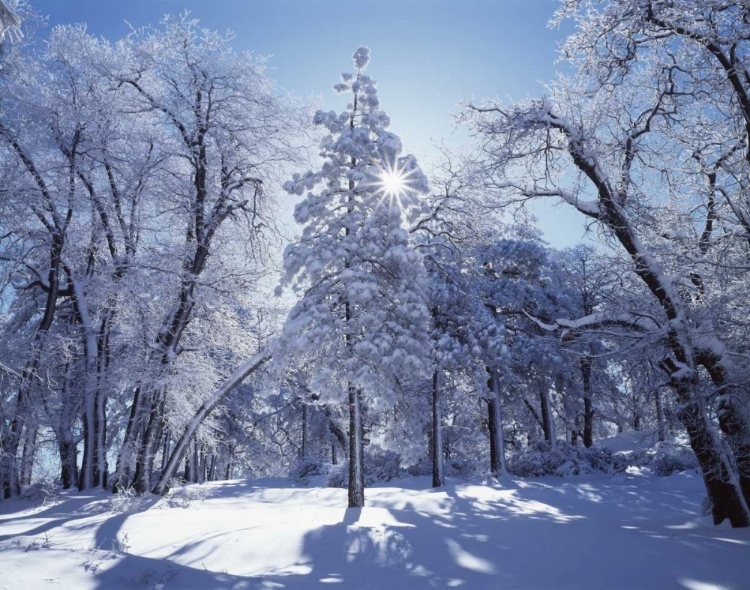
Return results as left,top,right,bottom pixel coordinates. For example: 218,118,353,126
597,430,663,454
1,473,748,589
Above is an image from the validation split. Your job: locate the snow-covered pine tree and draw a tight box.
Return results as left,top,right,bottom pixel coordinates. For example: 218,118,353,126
278,47,431,508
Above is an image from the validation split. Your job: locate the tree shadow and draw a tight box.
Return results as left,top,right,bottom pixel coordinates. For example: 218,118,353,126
3,476,749,589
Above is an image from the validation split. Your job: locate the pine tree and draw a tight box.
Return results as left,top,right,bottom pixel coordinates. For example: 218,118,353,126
277,47,431,508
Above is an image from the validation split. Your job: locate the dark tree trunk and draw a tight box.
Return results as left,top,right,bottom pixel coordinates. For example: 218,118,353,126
717,395,750,506
208,454,217,481
301,403,308,459
132,389,166,493
161,429,171,472
59,436,78,490
197,441,206,484
678,396,750,527
19,426,38,488
225,450,233,481
655,388,666,443
112,385,143,493
184,452,192,483
431,370,445,488
348,385,365,508
539,381,555,447
580,355,594,448
77,421,89,491
57,360,79,489
486,368,507,478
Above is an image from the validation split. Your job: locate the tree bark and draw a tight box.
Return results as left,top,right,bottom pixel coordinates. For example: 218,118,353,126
58,435,78,490
348,384,365,507
676,390,750,527
539,380,556,448
301,403,308,459
431,370,445,488
19,426,38,488
655,388,666,443
486,368,507,478
580,356,594,448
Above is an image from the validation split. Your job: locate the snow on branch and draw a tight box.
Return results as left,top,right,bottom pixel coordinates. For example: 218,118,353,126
523,309,653,341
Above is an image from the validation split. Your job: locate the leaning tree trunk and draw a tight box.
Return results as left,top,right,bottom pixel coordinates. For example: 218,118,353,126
675,383,750,527
698,353,750,508
152,352,271,495
431,370,445,488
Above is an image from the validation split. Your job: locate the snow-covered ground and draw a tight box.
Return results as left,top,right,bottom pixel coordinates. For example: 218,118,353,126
1,470,748,589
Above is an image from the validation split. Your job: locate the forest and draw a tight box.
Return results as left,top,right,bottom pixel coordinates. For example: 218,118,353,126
1,1,750,586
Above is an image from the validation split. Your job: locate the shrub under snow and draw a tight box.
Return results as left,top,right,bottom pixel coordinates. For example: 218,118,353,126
292,449,406,488
508,442,630,477
290,458,329,485
650,442,699,476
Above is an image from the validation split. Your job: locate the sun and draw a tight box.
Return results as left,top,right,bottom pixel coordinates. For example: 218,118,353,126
376,160,413,199
380,168,408,197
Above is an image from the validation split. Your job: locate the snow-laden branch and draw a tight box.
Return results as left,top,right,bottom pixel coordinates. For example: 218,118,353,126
523,309,654,341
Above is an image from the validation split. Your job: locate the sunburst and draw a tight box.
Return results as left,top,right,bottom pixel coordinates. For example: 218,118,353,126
374,159,418,201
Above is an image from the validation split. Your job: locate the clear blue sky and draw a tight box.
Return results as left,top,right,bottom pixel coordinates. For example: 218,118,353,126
33,0,586,247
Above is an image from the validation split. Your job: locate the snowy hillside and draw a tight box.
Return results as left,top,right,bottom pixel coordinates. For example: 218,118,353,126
1,471,748,589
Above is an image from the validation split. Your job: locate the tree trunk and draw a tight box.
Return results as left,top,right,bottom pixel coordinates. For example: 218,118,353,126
184,450,192,483
112,385,143,493
697,356,750,507
655,388,666,443
431,370,445,488
717,395,750,506
152,352,270,495
161,429,171,472
348,384,365,508
1,235,64,498
533,105,749,526
58,434,78,490
193,440,201,483
486,368,507,478
225,449,233,481
301,403,308,459
539,380,556,449
131,388,166,493
19,426,38,488
580,355,594,448
69,275,104,491
208,454,217,481
677,393,750,527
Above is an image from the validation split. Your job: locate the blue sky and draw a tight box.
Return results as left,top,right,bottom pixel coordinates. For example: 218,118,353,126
33,0,587,247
